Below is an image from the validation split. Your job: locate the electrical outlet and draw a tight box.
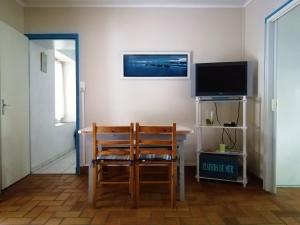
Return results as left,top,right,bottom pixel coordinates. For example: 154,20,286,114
271,99,277,112
80,81,86,92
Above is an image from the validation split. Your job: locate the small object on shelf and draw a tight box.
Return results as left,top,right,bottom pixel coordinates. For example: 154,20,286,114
219,143,226,152
205,111,214,125
205,119,213,125
223,122,237,127
202,150,243,155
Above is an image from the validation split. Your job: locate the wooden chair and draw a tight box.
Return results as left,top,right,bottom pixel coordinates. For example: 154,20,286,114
135,123,177,208
92,123,135,207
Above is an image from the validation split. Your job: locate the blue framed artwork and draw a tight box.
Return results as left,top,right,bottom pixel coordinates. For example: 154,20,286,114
122,52,190,79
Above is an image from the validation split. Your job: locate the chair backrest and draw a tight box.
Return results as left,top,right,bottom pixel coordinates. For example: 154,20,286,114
92,123,134,160
135,123,176,160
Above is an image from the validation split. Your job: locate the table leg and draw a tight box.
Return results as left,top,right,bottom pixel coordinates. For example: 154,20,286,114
88,163,93,204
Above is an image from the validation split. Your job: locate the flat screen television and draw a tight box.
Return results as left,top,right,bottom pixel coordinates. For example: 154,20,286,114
195,61,248,97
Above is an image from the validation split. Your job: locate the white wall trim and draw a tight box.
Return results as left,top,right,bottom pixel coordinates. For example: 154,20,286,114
243,0,253,8
22,4,244,8
263,21,276,193
184,162,197,166
17,0,254,8
266,0,300,22
16,0,25,7
31,149,74,172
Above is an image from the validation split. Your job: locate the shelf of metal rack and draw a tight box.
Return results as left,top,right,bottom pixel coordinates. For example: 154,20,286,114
195,96,248,187
200,151,245,156
197,125,246,129
199,176,244,183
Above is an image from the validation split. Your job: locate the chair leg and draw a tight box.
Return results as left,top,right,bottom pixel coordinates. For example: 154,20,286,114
98,164,102,184
169,163,173,208
174,162,177,207
171,162,177,208
168,164,172,205
129,165,134,199
92,165,97,207
130,165,136,208
129,166,132,197
135,164,140,207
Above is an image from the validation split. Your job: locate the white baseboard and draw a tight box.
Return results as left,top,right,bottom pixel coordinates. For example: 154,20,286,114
31,149,74,172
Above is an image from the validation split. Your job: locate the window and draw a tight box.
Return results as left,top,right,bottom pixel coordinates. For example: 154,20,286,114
54,50,76,124
55,60,65,122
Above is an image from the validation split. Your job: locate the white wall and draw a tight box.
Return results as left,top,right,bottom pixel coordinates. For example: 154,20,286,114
244,0,287,177
25,7,244,164
30,41,76,171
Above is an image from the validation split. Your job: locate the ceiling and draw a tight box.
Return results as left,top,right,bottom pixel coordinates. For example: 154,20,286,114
18,0,252,8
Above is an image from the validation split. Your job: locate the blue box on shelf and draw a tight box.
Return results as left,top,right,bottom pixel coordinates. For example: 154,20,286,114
199,153,238,180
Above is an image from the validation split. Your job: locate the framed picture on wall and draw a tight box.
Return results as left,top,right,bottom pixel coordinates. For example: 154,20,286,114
122,52,190,79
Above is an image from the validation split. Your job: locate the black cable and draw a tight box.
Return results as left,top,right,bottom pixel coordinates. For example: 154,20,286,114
236,102,241,124
233,102,241,150
214,103,234,147
214,103,225,143
228,102,241,150
214,102,241,151
214,102,222,125
221,129,225,144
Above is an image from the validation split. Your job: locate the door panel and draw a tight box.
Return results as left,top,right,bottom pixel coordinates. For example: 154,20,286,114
275,5,300,186
0,21,30,189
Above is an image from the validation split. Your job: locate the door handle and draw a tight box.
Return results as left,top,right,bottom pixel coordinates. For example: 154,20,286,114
271,99,277,112
1,99,10,115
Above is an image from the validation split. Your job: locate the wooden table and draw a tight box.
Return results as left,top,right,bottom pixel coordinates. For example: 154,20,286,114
78,125,193,203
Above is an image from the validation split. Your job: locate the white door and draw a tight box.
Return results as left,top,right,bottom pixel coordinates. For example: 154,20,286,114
275,5,300,186
0,21,30,189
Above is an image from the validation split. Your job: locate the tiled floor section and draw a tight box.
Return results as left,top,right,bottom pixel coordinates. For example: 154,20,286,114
1,167,300,225
34,151,76,174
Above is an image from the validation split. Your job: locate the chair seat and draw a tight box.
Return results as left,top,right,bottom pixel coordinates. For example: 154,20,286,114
97,155,131,161
139,154,172,161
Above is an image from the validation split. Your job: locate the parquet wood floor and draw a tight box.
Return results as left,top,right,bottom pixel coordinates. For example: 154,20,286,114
0,167,300,225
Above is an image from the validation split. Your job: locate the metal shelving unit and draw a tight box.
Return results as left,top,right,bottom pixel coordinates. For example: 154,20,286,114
198,125,246,129
195,96,248,187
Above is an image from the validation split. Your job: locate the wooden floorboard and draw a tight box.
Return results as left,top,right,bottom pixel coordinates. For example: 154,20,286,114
0,167,300,225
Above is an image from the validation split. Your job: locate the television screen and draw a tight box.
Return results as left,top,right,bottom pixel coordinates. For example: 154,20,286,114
195,61,248,96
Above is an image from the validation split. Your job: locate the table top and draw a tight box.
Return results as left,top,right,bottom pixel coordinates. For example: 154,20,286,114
78,125,193,135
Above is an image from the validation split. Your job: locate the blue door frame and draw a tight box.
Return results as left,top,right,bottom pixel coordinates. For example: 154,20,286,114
26,33,80,175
